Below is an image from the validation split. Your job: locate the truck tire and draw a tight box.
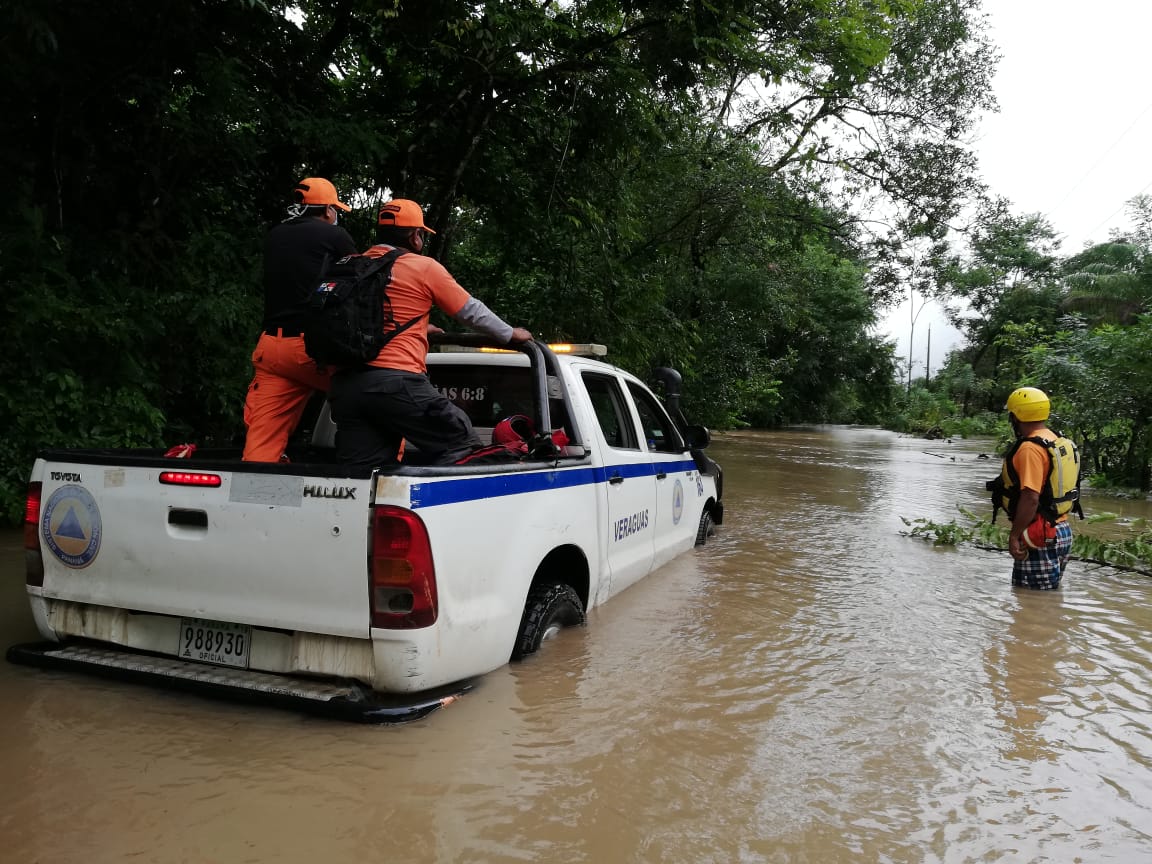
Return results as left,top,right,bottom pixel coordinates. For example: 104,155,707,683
695,508,715,546
511,583,585,660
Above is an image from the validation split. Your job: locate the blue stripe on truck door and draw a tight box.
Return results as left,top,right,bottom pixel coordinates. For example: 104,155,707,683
407,459,696,509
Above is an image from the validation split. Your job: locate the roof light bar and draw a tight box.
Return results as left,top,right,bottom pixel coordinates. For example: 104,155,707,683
548,343,607,356
443,343,607,357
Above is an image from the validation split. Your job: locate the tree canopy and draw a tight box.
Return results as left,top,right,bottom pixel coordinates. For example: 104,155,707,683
0,0,998,521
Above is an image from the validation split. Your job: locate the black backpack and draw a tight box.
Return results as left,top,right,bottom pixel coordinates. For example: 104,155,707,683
303,248,421,367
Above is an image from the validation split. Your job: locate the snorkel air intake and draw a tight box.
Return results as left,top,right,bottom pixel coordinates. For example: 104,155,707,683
651,367,685,426
651,367,722,521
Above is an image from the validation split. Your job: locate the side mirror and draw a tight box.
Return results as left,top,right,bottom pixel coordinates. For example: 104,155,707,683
683,424,711,449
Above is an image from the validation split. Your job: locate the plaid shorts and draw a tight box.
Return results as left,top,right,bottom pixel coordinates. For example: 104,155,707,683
1012,520,1073,590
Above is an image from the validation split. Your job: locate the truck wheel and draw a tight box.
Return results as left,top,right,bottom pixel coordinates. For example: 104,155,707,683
512,583,585,660
695,508,715,546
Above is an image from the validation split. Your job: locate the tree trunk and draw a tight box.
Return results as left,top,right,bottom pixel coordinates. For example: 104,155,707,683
1123,419,1149,489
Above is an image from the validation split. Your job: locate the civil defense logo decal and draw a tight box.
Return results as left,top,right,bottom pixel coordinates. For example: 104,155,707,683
672,479,684,525
42,484,102,569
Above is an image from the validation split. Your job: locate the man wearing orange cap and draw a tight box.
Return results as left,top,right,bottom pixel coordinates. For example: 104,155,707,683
328,199,533,468
242,177,357,461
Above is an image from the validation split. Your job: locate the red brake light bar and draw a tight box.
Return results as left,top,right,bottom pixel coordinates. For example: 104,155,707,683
159,471,222,487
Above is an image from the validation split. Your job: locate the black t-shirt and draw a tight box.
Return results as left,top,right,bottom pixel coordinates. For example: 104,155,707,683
262,217,357,331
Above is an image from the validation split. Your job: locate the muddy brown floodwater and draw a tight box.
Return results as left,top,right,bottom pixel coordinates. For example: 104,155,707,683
3,427,1152,863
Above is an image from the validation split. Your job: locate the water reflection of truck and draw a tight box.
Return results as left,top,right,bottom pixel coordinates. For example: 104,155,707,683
10,338,723,722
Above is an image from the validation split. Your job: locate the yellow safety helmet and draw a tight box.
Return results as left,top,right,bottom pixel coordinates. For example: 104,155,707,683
1005,387,1050,422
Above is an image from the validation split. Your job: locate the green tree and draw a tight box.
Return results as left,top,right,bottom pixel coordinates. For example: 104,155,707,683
936,202,1063,411
1028,318,1152,489
0,0,997,521
1061,241,1152,326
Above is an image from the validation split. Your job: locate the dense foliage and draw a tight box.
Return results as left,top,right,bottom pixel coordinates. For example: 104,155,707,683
1,0,998,522
895,196,1152,493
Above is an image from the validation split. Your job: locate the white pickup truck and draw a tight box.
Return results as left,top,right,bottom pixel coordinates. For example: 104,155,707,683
10,337,723,722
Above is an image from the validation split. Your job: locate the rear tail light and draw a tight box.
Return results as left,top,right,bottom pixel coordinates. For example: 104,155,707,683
370,506,438,629
25,481,44,587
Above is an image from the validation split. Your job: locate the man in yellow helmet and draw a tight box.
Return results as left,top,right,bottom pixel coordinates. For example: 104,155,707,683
998,386,1075,589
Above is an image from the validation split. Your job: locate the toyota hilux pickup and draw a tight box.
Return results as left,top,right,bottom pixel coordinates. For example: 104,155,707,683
9,337,723,722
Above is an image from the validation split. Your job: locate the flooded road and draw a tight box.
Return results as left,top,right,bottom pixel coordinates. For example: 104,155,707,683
3,427,1152,863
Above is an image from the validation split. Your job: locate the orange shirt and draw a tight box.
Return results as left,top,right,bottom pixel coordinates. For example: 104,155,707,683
362,245,470,374
1012,428,1066,522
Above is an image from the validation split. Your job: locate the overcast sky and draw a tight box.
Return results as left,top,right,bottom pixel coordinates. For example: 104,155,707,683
880,0,1152,377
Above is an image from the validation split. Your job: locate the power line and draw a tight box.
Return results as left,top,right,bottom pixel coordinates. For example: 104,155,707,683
1044,99,1152,220
1082,174,1152,242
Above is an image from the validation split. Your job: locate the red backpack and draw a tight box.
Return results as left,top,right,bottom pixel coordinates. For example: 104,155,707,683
454,415,569,464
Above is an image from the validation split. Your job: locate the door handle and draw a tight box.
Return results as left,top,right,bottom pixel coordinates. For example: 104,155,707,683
608,474,624,485
168,508,208,528
656,472,667,480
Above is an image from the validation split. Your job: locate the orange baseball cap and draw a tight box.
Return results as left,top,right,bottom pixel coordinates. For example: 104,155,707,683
294,177,351,212
377,199,436,233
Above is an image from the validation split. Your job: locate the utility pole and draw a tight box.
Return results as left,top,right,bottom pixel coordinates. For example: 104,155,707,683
908,293,929,395
925,323,931,385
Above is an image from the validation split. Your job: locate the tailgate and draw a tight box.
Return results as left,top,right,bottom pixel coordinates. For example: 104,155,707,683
36,461,377,638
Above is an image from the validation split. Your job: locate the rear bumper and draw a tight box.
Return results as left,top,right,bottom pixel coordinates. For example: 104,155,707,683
6,641,470,724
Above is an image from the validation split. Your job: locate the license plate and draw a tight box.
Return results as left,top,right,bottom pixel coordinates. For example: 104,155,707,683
176,618,252,668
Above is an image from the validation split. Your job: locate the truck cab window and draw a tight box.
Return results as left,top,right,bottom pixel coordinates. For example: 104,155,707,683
426,364,534,427
626,382,684,453
582,373,638,450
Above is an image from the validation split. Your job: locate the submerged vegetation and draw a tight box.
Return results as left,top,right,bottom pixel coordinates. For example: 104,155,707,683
901,508,1152,577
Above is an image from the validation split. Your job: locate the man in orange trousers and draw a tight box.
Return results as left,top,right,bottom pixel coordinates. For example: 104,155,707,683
242,177,357,461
